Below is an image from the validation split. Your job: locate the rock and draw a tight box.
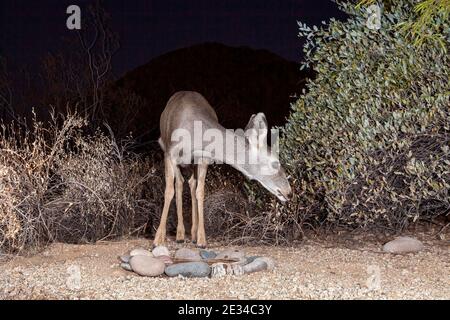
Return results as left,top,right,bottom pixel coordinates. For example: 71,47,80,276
120,262,133,272
200,250,217,260
211,263,227,278
156,255,174,265
243,259,268,274
215,249,246,260
129,256,166,277
152,246,170,257
211,262,244,278
382,236,424,254
174,248,202,261
119,255,131,263
165,262,211,278
130,247,153,257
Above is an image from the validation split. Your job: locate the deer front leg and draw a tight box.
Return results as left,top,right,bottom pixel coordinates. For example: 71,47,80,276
189,173,198,243
196,162,208,248
175,168,185,243
153,157,175,247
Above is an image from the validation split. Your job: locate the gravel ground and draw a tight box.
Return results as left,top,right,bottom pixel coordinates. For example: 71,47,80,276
0,233,449,300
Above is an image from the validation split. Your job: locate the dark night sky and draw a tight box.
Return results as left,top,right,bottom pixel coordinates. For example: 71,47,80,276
0,0,346,77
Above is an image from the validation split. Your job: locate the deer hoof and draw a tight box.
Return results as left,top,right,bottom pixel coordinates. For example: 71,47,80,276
152,240,165,249
196,243,207,249
176,240,185,244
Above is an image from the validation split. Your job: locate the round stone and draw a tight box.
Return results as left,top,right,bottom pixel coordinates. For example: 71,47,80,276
175,248,202,261
152,245,170,257
130,247,153,257
382,236,424,254
129,255,166,277
200,250,217,260
215,249,246,260
165,262,211,278
157,255,174,265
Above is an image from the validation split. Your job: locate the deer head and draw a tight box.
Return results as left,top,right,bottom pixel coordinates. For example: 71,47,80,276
241,113,292,202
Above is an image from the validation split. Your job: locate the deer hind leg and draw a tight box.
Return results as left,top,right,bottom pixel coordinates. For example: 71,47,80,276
189,171,198,243
196,162,208,248
175,167,185,242
153,156,175,247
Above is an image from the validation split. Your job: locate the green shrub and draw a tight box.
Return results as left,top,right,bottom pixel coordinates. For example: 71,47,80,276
279,0,449,234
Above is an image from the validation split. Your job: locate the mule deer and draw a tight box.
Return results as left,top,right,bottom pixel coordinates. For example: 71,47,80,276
153,91,291,247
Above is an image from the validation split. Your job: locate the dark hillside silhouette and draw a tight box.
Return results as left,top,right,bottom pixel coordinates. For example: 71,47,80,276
112,42,312,145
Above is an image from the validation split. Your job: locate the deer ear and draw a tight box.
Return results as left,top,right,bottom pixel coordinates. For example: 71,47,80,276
245,113,268,149
245,113,268,132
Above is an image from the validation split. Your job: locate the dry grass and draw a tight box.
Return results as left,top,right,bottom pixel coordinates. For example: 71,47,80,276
0,112,162,253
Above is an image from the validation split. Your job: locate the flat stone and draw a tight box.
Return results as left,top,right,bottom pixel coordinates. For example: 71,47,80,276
200,250,217,260
175,248,202,261
152,246,170,257
129,247,153,257
156,255,174,265
215,249,246,260
129,255,166,277
165,262,211,278
383,236,424,254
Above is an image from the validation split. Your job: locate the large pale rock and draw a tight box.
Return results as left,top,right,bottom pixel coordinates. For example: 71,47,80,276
382,236,424,254
129,255,166,277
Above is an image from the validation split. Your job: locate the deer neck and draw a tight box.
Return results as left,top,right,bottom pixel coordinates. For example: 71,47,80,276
193,121,253,178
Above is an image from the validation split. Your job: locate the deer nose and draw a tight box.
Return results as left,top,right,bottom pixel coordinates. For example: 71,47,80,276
283,187,292,201
284,191,292,201
276,188,291,202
